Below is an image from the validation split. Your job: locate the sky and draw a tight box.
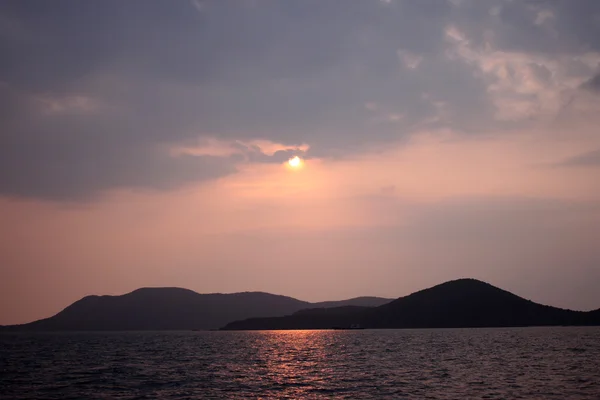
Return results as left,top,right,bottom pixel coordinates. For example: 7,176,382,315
1,0,600,325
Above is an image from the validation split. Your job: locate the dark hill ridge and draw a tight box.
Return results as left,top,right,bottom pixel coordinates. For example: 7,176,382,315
0,288,392,331
312,297,390,308
222,279,600,330
363,278,589,328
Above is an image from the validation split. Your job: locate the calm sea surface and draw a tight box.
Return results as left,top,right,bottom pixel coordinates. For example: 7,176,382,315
1,328,599,399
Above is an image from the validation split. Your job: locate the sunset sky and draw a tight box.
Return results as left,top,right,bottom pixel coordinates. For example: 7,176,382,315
2,0,600,325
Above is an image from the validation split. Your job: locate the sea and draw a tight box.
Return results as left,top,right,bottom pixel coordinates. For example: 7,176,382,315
1,327,599,399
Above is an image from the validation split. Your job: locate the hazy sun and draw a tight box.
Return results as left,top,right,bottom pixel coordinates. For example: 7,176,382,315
287,156,303,169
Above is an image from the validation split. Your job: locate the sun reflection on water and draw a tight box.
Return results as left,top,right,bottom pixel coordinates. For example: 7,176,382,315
256,330,333,395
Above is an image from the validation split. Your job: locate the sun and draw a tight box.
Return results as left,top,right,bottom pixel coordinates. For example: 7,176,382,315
287,156,303,169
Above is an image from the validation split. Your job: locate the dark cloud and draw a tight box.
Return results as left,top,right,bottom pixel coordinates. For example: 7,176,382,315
581,73,600,93
550,0,600,52
0,130,238,201
1,0,599,200
452,0,600,54
556,149,600,167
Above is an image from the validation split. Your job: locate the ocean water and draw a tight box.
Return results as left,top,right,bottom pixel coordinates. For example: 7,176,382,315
1,328,599,399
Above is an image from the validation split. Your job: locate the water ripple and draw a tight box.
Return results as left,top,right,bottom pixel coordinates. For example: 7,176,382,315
1,327,600,399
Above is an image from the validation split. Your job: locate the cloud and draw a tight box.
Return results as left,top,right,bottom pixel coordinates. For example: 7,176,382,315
581,73,600,93
0,138,238,201
171,138,309,159
1,0,600,200
35,94,102,115
190,0,205,13
443,21,600,122
397,49,423,70
555,149,600,167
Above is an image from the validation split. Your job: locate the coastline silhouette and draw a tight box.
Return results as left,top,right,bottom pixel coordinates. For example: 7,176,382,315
2,279,598,332
0,288,391,331
223,279,600,330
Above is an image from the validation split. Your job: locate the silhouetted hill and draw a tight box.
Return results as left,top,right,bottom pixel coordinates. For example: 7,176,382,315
589,308,600,321
222,279,600,330
224,306,372,330
0,288,392,331
312,297,392,308
363,279,591,328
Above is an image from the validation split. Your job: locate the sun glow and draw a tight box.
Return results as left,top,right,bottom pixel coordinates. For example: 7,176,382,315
287,156,303,169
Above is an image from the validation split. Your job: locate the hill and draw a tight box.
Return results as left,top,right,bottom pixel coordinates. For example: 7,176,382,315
0,288,392,331
312,297,392,308
223,306,373,330
222,279,600,330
